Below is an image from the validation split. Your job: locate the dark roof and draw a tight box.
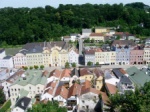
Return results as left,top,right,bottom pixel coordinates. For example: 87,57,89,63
22,42,44,50
27,45,43,53
3,56,12,59
120,75,132,85
112,68,124,78
22,41,69,51
15,97,31,110
112,40,136,46
19,49,28,55
0,49,5,53
71,68,79,77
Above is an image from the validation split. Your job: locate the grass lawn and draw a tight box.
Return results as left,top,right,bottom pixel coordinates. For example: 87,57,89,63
0,100,11,112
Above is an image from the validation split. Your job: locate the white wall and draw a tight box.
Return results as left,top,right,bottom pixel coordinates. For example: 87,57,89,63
0,57,13,68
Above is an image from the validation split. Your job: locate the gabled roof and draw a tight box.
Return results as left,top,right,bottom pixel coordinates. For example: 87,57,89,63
90,33,104,36
55,86,68,99
81,80,91,90
93,68,104,78
106,83,117,95
61,69,71,79
85,49,96,55
71,68,79,77
80,68,93,76
15,97,31,110
42,70,49,77
6,70,25,83
81,88,100,95
126,66,150,87
68,83,81,98
112,68,124,78
120,75,132,85
112,40,136,46
49,69,61,78
3,56,12,59
46,81,57,89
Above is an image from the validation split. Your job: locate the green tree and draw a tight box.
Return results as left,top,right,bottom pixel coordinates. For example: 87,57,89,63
40,65,44,70
0,89,5,105
109,82,150,112
71,62,76,68
34,65,39,70
28,101,67,112
91,39,95,43
65,62,70,68
95,62,99,66
87,61,93,66
23,66,28,71
29,66,33,70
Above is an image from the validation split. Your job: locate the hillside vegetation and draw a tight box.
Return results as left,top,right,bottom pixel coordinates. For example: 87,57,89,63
0,2,149,45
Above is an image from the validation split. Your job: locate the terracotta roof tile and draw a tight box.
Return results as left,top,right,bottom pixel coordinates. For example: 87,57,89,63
55,86,68,99
112,40,136,46
46,81,57,89
61,69,71,79
93,68,104,77
81,88,100,95
68,83,81,98
90,33,104,36
50,69,61,78
44,88,54,95
80,68,92,76
81,80,91,90
106,83,117,95
42,70,49,77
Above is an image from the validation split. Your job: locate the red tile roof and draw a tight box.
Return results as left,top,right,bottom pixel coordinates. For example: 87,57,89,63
55,86,68,99
80,68,92,76
61,69,71,79
82,80,91,90
81,88,100,95
50,69,61,78
46,81,57,89
106,83,117,95
68,83,81,98
90,33,104,36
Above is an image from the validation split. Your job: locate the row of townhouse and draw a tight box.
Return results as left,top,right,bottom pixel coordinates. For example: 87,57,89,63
84,40,150,65
13,41,79,68
0,41,79,69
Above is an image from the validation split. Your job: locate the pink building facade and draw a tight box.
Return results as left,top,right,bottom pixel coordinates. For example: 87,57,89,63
130,50,144,65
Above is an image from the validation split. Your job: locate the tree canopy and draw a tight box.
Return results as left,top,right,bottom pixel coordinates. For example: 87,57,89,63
28,101,67,112
109,81,150,112
0,2,149,46
0,89,5,105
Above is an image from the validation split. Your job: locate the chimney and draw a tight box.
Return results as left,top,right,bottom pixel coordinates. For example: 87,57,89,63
21,102,24,107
